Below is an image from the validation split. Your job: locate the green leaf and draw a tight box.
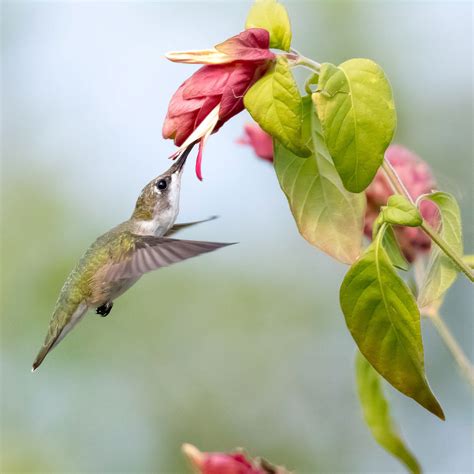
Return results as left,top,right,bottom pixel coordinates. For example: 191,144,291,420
382,196,423,227
313,59,397,193
245,0,292,51
372,213,410,271
340,225,444,419
371,197,416,271
274,98,365,264
356,351,422,474
244,56,311,157
371,213,384,240
304,73,319,95
418,192,463,308
306,73,319,87
464,255,474,269
372,214,409,271
384,226,410,271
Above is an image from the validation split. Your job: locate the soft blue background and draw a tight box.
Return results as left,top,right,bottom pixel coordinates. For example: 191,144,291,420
1,1,472,472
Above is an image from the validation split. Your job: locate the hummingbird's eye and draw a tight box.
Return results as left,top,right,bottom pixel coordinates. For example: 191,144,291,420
156,179,168,191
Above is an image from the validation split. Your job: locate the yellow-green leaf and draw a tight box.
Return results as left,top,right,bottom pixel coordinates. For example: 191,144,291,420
340,225,444,419
384,226,410,271
382,195,422,227
356,351,422,474
464,255,474,269
313,59,397,193
274,98,365,264
245,0,291,51
372,213,410,271
418,192,463,308
244,56,310,157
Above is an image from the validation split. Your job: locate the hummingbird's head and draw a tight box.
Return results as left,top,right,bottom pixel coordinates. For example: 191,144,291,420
131,145,193,235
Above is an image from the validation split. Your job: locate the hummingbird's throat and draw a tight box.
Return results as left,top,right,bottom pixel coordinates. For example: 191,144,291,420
133,206,178,236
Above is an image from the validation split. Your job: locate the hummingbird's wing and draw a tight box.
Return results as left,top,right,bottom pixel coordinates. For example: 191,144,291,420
165,216,218,237
101,236,234,281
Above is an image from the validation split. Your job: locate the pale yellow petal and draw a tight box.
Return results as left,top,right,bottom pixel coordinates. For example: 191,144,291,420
171,105,221,159
165,48,232,64
181,444,204,471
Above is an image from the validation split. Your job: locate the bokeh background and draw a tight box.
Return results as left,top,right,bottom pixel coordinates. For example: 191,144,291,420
1,1,472,473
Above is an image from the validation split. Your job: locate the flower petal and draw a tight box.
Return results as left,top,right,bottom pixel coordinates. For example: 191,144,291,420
166,29,274,65
215,28,274,61
219,62,267,119
195,120,216,181
165,48,232,65
193,96,220,131
195,139,204,181
182,65,234,99
170,104,221,159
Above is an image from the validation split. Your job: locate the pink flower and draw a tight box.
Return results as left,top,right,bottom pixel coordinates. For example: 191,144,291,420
163,29,275,180
365,144,439,262
238,123,274,162
181,444,290,474
182,444,266,474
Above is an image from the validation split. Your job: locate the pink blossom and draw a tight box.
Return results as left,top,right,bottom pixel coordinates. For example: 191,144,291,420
365,144,439,261
163,29,275,180
182,444,266,474
238,123,274,162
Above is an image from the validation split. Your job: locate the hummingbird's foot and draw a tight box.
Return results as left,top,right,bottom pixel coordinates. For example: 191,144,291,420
96,302,113,317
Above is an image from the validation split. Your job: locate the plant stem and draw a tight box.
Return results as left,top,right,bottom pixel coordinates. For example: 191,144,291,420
381,159,414,202
287,49,321,74
426,311,474,388
381,159,474,282
296,57,321,73
421,221,474,282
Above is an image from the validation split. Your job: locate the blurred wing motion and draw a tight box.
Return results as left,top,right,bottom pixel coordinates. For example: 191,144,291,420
103,236,233,281
165,215,218,237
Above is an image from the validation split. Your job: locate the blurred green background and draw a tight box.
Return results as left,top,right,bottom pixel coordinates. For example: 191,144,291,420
1,1,472,473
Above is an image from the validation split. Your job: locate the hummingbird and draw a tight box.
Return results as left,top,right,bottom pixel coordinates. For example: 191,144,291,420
32,145,232,371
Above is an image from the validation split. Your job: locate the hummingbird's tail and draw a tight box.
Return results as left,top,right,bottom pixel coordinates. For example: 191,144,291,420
32,343,55,372
32,302,88,372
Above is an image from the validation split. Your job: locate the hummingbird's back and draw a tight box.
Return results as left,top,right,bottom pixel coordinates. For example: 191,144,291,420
58,222,138,307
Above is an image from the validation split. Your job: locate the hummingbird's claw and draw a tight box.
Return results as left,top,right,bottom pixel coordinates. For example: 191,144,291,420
96,302,113,317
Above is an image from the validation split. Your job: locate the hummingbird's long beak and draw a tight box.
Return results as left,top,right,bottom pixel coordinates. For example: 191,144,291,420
170,142,195,174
